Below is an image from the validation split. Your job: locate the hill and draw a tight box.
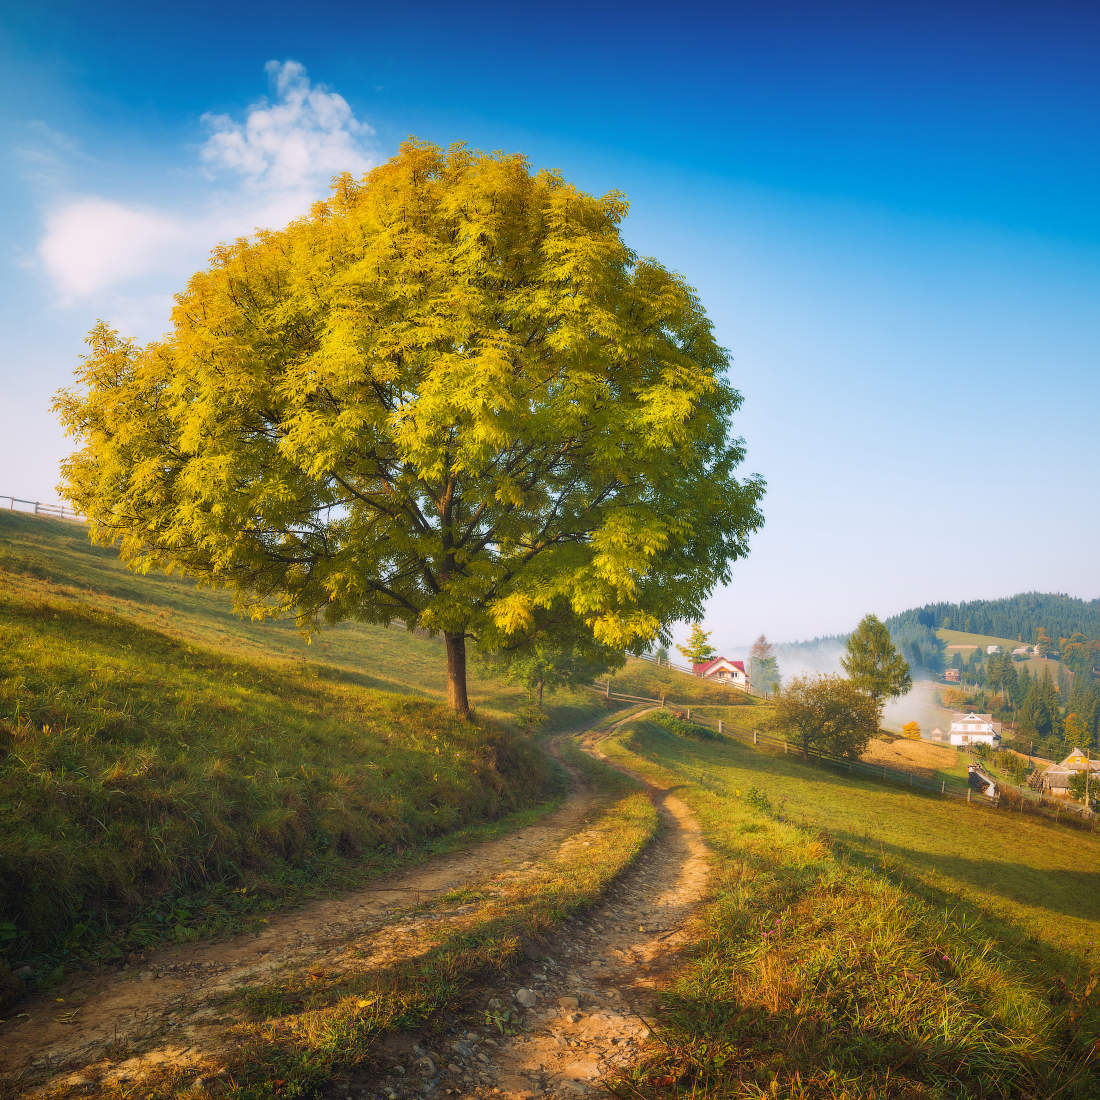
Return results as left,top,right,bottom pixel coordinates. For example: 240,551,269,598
0,511,608,987
602,713,1100,1097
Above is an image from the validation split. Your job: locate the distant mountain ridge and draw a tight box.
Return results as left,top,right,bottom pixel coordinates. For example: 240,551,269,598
890,592,1100,646
783,592,1100,675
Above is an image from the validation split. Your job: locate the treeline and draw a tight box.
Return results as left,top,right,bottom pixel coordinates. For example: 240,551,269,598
898,592,1100,644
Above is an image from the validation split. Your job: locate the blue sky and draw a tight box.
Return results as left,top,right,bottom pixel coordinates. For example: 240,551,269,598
1,0,1098,646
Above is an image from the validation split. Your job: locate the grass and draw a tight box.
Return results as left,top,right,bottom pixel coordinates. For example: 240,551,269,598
602,717,1100,1098
608,658,759,706
0,511,610,994
938,628,1025,652
44,737,659,1099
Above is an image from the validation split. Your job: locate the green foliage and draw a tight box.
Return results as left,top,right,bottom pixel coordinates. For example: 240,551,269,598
749,633,780,694
676,621,717,665
54,141,763,713
772,674,881,759
1067,769,1094,805
842,613,912,706
652,709,720,741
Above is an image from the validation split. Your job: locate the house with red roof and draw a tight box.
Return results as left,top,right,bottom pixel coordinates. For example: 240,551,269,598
692,656,750,690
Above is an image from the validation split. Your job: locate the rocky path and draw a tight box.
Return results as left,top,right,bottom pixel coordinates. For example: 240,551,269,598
1,709,710,1099
356,722,711,1099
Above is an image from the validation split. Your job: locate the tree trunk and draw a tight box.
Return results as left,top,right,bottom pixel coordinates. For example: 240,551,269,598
537,679,544,706
445,632,470,718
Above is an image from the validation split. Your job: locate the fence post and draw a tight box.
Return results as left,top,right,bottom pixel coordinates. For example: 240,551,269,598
753,729,758,745
686,707,691,721
660,693,666,708
33,501,39,514
909,772,913,787
941,780,945,794
784,740,788,754
605,679,611,699
967,788,971,803
718,719,723,735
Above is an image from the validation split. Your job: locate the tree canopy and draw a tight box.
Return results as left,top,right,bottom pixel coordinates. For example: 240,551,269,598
55,141,764,715
842,613,912,709
773,674,880,760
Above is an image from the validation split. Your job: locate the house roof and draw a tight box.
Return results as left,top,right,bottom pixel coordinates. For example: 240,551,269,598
694,656,746,677
950,712,995,723
1058,748,1099,770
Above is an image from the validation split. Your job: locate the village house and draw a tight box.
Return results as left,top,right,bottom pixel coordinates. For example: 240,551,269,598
1031,749,1097,797
692,656,750,690
948,711,1001,747
944,668,961,683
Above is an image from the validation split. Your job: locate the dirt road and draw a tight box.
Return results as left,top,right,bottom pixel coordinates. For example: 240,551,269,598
2,710,708,1098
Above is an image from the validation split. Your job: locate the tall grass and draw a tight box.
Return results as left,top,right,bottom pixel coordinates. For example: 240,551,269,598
605,717,1099,1098
0,513,607,992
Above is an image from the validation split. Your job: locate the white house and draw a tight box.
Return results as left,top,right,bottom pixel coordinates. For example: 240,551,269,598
948,711,1001,747
986,645,1001,655
693,656,750,690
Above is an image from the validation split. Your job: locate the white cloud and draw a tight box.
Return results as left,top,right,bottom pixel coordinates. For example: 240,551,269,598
34,61,379,315
39,198,191,301
201,60,374,191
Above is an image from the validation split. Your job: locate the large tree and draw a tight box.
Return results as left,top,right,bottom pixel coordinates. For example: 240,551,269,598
842,614,912,710
773,674,881,760
54,142,764,716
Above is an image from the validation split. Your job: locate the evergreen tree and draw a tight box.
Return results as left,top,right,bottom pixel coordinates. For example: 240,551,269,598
749,634,781,695
842,614,912,709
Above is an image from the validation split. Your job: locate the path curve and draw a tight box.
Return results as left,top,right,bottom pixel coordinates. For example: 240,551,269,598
0,729,604,1094
360,709,712,1099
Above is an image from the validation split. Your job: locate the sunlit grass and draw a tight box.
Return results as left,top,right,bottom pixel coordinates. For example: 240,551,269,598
604,717,1100,1098
0,512,608,988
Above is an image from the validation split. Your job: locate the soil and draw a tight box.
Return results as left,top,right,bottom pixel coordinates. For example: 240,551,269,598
1,710,709,1099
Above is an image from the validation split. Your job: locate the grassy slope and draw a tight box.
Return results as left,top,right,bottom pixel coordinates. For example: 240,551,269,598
939,628,1064,684
605,717,1100,1098
608,658,759,706
0,512,606,983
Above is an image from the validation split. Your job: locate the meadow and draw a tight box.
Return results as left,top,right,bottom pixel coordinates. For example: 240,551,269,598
0,512,607,995
604,715,1100,1098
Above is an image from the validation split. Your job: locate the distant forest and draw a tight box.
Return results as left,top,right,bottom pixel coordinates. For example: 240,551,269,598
893,593,1100,646
788,593,1100,676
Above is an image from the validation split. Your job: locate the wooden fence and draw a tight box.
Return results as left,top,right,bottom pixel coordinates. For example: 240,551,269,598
584,682,991,806
3,495,83,521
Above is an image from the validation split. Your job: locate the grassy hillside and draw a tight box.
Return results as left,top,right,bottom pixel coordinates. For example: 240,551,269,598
939,627,1023,652
605,716,1100,1098
607,657,758,706
0,512,607,990
939,627,1066,684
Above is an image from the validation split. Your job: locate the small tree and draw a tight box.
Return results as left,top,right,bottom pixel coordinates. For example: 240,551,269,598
481,618,622,709
902,720,921,740
749,633,781,695
54,142,764,717
1067,769,1093,806
842,614,912,710
678,622,717,667
773,674,881,760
